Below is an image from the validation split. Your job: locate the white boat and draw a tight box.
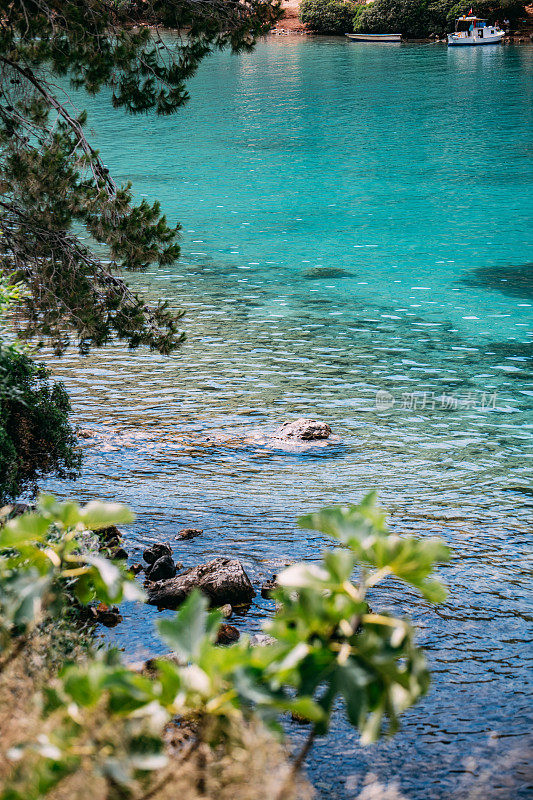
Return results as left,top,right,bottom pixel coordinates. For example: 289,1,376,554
345,33,401,43
447,16,504,46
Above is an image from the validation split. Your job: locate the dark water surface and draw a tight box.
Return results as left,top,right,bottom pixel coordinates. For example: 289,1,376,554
44,37,532,799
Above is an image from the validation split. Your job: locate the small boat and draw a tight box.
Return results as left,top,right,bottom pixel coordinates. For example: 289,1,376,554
345,33,401,43
447,16,504,46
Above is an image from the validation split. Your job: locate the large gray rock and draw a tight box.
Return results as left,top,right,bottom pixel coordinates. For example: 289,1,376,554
273,418,332,441
146,557,255,609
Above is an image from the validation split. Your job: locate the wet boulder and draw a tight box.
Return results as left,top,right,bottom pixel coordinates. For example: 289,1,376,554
177,528,203,541
273,418,332,441
146,557,255,609
143,542,172,565
145,554,177,582
220,603,233,618
99,525,122,549
111,546,129,561
88,602,123,628
260,576,278,599
216,623,240,645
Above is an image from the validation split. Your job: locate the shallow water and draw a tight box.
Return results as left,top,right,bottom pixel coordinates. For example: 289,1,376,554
44,37,532,799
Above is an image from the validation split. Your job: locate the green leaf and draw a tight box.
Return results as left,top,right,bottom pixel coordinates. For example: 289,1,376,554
337,661,369,727
323,548,355,582
86,555,122,600
0,514,50,548
78,501,134,531
280,696,324,723
156,590,210,662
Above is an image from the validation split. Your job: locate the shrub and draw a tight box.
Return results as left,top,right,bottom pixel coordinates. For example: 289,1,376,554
0,279,80,504
300,0,357,34
0,346,81,503
354,0,526,38
0,493,450,800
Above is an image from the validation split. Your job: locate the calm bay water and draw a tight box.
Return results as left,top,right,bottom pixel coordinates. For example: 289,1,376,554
45,38,532,799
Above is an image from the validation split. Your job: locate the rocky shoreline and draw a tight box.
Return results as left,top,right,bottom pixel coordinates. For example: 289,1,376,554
91,419,335,642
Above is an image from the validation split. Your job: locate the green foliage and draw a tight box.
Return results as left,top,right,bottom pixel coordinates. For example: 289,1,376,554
0,344,80,504
300,0,357,33
0,275,80,504
0,0,283,354
0,492,450,799
0,495,142,652
354,0,525,38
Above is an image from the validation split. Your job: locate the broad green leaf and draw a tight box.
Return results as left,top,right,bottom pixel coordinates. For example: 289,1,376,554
337,661,369,727
78,501,134,531
0,514,50,548
156,590,209,662
86,555,122,600
323,548,356,582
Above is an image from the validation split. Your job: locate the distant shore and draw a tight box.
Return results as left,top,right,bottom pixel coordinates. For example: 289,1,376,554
271,0,533,41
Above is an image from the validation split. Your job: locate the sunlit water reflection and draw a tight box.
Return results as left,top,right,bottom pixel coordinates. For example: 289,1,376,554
43,37,532,799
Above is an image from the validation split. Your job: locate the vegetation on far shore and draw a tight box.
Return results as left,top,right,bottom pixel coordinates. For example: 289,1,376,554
300,0,527,38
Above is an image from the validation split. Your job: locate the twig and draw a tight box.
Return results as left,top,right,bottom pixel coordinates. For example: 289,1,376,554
275,725,317,800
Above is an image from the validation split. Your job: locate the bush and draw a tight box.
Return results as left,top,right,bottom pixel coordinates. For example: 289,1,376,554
354,0,525,39
0,346,81,503
300,0,357,34
0,279,80,504
0,493,450,800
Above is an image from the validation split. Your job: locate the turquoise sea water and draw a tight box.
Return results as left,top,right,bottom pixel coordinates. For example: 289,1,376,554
45,38,532,799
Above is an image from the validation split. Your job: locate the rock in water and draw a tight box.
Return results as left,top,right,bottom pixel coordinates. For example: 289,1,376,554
273,418,332,441
303,267,352,280
177,528,203,540
145,554,177,582
99,525,122,549
216,623,240,645
111,546,129,561
143,542,172,565
260,576,278,599
89,603,123,628
146,557,255,609
249,634,276,647
220,603,233,618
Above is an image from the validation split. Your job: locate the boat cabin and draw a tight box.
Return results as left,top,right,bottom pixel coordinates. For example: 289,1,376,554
448,16,504,45
455,16,487,33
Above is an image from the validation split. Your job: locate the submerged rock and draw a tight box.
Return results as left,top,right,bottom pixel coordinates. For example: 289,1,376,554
145,554,177,582
273,418,332,441
303,267,352,280
143,542,172,565
146,557,255,609
260,576,278,599
177,528,203,540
